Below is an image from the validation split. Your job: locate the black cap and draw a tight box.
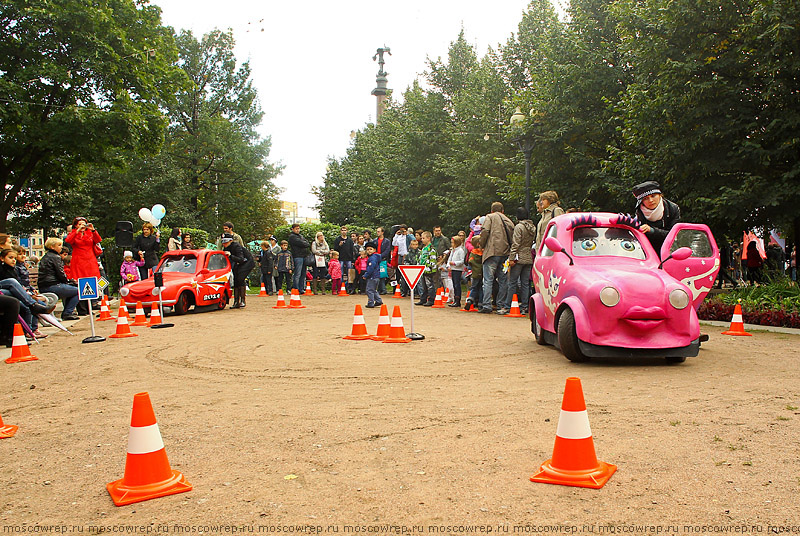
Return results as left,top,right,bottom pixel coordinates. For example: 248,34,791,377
632,181,662,203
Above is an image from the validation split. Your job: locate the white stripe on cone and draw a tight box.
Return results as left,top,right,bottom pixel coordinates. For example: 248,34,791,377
731,314,743,323
12,334,27,346
390,316,404,328
354,315,365,324
127,423,165,454
555,409,593,440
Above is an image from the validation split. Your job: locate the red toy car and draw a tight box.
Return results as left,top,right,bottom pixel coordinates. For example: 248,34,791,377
119,249,232,314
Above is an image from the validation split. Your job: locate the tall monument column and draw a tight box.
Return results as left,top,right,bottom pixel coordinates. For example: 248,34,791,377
371,46,391,122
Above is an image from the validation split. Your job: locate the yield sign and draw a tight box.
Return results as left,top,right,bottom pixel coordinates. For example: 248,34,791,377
398,265,425,289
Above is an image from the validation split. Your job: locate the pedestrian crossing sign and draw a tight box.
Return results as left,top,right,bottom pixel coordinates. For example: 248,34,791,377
78,277,99,300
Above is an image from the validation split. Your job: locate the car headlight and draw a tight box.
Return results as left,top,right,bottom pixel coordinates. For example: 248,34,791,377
152,287,161,296
599,286,620,307
669,288,690,310
119,287,129,297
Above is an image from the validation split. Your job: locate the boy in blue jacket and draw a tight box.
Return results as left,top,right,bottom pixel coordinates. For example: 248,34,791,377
364,242,383,308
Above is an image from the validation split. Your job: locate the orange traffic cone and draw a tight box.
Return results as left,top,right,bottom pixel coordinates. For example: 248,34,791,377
0,412,18,439
343,305,372,340
97,295,114,321
258,283,267,297
530,377,616,489
431,288,445,308
106,392,192,506
392,285,402,298
5,324,39,364
338,282,348,296
371,304,391,341
304,281,313,296
109,304,138,338
272,289,287,309
721,303,752,336
288,288,306,309
459,290,472,312
130,301,149,326
148,303,162,327
383,306,410,343
506,294,524,318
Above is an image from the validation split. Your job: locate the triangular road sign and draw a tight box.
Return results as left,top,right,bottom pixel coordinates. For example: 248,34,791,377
398,265,425,289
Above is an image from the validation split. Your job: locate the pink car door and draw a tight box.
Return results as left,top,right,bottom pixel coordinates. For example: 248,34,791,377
660,223,720,310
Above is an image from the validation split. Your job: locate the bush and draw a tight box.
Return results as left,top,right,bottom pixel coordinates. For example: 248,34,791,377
698,279,800,328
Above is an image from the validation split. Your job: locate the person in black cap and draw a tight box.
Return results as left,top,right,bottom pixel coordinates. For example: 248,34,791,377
632,181,680,256
221,233,255,309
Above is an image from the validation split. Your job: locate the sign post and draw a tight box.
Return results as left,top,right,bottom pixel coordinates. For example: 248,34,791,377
398,265,425,341
77,277,104,343
150,271,174,329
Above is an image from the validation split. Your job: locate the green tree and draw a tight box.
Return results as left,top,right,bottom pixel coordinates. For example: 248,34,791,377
0,0,186,232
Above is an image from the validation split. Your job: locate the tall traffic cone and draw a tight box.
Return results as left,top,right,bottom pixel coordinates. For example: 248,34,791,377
130,301,149,326
272,289,287,309
258,283,267,297
106,392,192,506
371,304,391,341
721,303,752,336
5,324,39,364
148,303,162,327
97,295,114,321
431,288,445,308
304,281,313,296
338,282,348,296
530,377,616,489
392,285,403,298
288,288,306,309
383,306,411,343
506,294,524,318
109,304,138,338
343,305,372,340
0,412,18,439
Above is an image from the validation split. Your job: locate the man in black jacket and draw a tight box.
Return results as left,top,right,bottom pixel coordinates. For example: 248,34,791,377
287,223,310,292
633,181,680,257
333,226,355,294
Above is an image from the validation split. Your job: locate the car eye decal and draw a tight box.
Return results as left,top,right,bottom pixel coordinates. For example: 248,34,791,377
581,239,597,251
621,240,635,252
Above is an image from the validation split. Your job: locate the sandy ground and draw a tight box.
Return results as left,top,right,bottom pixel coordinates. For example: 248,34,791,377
2,293,800,529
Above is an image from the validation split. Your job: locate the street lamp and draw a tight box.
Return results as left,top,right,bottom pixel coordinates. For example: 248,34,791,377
509,107,537,215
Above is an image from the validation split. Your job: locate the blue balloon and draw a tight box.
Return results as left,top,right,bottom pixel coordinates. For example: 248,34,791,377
151,204,166,220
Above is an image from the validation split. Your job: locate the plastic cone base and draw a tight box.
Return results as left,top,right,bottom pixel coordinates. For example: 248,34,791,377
530,459,617,489
107,469,191,506
5,354,38,364
722,329,752,336
0,415,18,438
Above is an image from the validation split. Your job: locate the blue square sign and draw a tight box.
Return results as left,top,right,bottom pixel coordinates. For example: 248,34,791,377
77,277,99,300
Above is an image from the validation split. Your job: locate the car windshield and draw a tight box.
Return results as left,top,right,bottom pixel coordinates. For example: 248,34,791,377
158,255,198,274
572,227,646,260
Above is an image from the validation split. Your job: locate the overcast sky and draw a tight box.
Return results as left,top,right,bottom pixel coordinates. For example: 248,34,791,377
151,1,544,218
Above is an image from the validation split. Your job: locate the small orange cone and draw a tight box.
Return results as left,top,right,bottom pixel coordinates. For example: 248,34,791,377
530,377,616,489
0,412,18,438
459,290,472,312
288,288,306,309
258,283,267,297
392,285,403,298
5,324,39,364
721,303,752,336
130,301,149,326
148,303,162,327
109,304,138,338
343,305,372,340
304,281,313,296
338,282,348,296
383,306,410,343
371,304,391,340
106,392,192,506
506,294,524,317
272,290,287,309
97,295,114,321
431,288,445,308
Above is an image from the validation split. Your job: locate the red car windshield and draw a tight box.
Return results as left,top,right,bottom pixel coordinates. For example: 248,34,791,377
158,255,198,274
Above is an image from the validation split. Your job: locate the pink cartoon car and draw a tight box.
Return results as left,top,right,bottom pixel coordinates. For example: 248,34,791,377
529,213,720,363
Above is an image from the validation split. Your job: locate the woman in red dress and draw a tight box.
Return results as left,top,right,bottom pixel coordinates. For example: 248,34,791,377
65,217,102,279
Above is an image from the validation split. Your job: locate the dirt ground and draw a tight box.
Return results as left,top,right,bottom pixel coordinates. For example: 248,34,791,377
2,293,799,529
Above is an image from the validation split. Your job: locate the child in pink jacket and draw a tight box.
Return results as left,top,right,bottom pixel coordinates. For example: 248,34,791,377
120,250,145,285
328,250,342,294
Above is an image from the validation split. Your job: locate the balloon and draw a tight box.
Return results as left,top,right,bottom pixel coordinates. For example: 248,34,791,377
139,207,152,222
152,218,162,227
151,204,166,220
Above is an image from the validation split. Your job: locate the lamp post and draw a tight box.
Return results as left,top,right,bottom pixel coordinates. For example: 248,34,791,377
509,107,537,215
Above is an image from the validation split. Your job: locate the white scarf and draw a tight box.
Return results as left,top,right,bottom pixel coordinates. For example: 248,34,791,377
640,199,664,222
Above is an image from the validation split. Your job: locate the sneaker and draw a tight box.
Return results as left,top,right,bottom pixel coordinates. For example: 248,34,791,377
423,302,434,307
30,302,56,315
365,303,376,308
415,301,426,306
447,302,461,308
61,313,80,321
495,308,510,315
478,308,492,314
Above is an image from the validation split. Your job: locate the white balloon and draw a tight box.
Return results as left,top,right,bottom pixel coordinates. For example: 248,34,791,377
139,207,152,222
152,218,162,227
